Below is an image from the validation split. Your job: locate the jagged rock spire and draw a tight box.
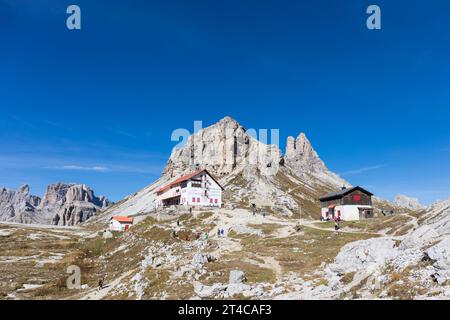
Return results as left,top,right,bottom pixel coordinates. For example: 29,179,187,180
285,133,326,173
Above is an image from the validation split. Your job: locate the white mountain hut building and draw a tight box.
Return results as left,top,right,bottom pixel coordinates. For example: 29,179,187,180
109,216,134,231
319,186,374,221
156,169,224,208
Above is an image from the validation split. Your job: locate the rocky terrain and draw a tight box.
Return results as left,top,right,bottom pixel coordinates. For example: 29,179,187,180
0,183,111,226
0,116,447,300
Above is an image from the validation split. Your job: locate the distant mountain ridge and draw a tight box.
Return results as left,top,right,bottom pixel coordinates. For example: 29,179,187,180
0,183,111,225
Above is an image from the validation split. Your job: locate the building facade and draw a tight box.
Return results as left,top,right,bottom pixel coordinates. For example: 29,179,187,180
319,186,374,221
156,169,224,208
109,216,134,231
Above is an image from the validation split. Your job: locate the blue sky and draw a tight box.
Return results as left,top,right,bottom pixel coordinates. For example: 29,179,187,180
1,0,449,204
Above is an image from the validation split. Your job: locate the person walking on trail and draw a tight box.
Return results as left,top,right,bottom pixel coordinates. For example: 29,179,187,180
217,228,221,238
189,207,192,214
221,229,225,237
334,217,340,231
176,219,180,227
251,203,256,216
262,208,267,219
98,278,104,291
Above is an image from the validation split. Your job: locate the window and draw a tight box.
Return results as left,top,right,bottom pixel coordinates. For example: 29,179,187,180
215,199,218,204
210,198,213,204
197,198,200,203
353,194,361,202
192,197,196,203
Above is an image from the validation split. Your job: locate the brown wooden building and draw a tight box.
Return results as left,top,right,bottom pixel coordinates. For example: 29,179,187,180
319,186,374,221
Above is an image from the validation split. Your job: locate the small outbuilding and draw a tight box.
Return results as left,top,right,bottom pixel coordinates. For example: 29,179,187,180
319,186,374,221
109,216,134,231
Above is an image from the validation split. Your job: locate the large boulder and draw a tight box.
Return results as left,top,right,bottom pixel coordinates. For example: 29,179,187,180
426,238,450,285
103,231,114,239
229,270,246,284
194,283,227,299
192,253,208,266
226,283,252,297
400,225,440,250
329,238,398,274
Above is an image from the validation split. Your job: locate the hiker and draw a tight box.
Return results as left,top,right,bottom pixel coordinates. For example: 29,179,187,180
251,203,256,216
217,228,221,237
189,207,192,214
177,219,180,227
221,229,225,237
334,217,340,231
98,278,104,291
262,208,266,218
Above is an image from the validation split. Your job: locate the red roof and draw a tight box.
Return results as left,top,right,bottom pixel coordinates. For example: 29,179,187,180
112,216,133,223
156,169,223,194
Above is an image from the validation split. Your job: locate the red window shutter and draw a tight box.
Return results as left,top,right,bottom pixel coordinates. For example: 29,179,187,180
210,198,213,203
353,194,361,202
192,197,195,203
197,198,200,202
215,199,218,204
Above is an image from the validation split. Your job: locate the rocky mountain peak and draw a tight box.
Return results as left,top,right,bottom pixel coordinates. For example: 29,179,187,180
0,183,111,226
162,116,282,179
18,184,30,195
394,195,424,210
285,133,327,174
39,183,73,209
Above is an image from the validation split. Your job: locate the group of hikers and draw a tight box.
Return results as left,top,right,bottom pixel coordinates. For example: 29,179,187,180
217,228,226,237
321,215,341,231
251,203,267,218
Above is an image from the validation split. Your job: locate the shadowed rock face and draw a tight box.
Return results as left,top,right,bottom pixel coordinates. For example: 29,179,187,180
0,183,112,226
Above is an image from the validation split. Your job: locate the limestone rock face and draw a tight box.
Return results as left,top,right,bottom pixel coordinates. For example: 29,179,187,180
0,185,41,223
0,183,111,225
285,133,326,173
163,116,282,179
284,133,346,188
43,183,111,226
394,195,424,210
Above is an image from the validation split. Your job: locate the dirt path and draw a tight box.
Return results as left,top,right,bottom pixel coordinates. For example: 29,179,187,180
76,270,135,300
299,219,382,236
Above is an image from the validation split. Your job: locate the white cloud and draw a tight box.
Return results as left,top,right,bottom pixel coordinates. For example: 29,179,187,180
60,165,110,172
341,164,386,175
